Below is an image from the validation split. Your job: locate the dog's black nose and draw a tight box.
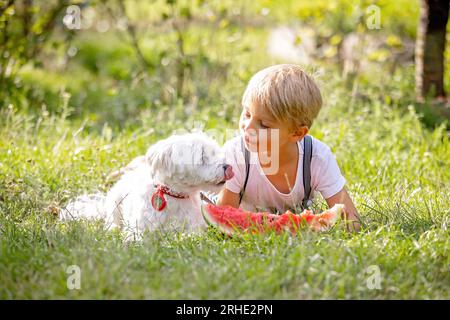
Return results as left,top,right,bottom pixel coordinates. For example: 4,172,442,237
223,164,231,171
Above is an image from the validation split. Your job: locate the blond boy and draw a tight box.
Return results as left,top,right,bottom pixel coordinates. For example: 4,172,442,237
218,64,360,231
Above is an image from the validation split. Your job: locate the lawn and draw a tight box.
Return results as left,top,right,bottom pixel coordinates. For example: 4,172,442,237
0,0,448,299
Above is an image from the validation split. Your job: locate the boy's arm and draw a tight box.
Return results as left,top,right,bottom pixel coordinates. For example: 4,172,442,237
216,188,240,208
326,187,361,232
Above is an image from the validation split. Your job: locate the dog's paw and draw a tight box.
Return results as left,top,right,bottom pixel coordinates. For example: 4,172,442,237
200,191,218,205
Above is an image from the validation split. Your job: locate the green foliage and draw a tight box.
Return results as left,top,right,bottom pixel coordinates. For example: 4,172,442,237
259,0,419,38
0,1,71,80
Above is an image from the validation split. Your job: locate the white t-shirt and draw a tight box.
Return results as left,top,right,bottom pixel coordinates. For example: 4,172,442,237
223,135,346,213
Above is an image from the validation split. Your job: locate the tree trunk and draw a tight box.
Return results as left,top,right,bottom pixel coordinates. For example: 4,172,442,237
415,0,449,101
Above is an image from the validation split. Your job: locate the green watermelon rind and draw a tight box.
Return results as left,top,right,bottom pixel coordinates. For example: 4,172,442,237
201,203,235,235
201,204,274,235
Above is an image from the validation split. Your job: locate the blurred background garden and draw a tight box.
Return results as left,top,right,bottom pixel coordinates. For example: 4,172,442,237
0,0,448,299
2,0,449,127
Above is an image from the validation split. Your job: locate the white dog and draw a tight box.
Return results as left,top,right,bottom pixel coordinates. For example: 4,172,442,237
59,133,233,237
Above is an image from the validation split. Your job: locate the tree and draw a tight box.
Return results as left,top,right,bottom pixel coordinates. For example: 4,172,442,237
415,0,450,101
0,0,70,98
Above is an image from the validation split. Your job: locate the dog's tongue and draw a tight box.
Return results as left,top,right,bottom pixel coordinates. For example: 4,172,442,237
224,165,234,181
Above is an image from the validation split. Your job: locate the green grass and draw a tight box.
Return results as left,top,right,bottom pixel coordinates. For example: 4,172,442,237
0,0,449,299
1,68,448,299
1,222,448,299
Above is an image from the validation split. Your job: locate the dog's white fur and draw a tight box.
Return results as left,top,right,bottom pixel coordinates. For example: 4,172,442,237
59,133,229,237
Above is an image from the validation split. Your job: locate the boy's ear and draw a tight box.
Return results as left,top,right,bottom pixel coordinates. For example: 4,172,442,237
290,126,309,142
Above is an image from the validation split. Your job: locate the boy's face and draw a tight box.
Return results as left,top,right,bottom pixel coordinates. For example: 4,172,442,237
239,102,308,155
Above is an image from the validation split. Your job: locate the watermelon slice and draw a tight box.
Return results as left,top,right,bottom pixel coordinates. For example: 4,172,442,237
201,204,279,234
201,203,344,235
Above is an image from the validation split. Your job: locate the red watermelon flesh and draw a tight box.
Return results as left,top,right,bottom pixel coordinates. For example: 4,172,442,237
201,203,343,235
271,207,342,234
201,204,278,234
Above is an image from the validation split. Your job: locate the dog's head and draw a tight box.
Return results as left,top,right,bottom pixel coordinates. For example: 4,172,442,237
145,133,234,193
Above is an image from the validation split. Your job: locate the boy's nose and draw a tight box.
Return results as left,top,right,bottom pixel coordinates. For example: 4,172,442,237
240,116,253,130
239,117,249,128
241,120,250,132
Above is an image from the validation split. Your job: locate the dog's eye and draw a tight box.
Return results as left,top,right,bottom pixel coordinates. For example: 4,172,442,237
201,148,206,164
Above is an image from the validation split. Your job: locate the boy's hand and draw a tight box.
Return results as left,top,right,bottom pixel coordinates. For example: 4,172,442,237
216,188,240,208
325,187,361,232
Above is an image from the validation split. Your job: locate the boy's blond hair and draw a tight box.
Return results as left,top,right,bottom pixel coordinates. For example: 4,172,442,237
242,64,322,129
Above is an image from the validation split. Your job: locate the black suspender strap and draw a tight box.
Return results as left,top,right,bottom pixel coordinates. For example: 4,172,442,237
239,136,250,205
239,135,313,209
302,135,313,209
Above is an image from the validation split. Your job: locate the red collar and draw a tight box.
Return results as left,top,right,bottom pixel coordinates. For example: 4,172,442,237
151,184,189,211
